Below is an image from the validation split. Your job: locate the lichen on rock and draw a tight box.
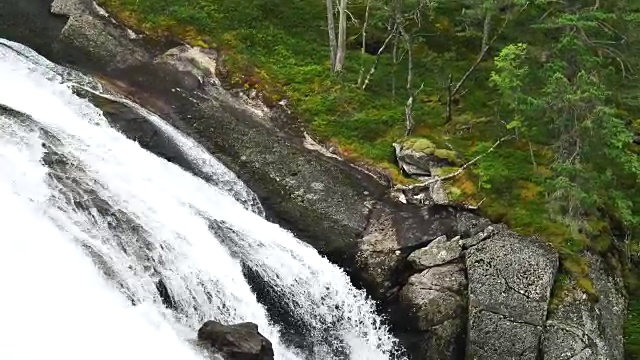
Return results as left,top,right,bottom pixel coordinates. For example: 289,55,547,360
407,235,462,270
542,254,626,360
465,230,559,359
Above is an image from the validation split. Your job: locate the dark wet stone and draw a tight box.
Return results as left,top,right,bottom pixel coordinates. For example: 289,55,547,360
197,321,274,360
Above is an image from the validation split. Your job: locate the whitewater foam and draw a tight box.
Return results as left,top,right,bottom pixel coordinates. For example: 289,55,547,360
0,38,404,360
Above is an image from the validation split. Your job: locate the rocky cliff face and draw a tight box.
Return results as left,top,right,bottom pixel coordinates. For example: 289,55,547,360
0,1,628,359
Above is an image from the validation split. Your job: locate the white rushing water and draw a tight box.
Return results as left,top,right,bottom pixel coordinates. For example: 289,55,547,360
0,39,405,360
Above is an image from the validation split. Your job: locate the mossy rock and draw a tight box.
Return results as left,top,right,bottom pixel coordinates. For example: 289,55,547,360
434,148,460,164
404,137,436,154
402,137,460,164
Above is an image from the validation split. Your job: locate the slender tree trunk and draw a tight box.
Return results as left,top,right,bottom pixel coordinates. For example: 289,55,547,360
445,74,453,123
335,0,348,72
357,0,371,86
392,32,398,97
326,0,338,71
400,24,417,136
445,9,504,123
362,26,395,90
392,0,404,97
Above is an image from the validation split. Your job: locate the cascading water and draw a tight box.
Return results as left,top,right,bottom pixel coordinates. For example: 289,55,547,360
0,38,406,360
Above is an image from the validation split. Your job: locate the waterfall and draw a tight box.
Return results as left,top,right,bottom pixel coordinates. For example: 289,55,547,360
0,38,405,360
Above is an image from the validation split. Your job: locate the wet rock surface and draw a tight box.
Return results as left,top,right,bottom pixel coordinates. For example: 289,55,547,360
197,321,275,360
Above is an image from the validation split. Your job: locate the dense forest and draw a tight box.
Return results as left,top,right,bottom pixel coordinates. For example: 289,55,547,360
97,0,640,355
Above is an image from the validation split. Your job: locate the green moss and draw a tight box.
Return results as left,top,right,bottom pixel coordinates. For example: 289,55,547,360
97,0,632,331
433,166,461,177
433,148,459,164
405,138,436,154
548,273,572,312
626,298,640,358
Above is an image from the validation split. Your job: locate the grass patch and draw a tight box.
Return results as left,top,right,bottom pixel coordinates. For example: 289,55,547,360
627,298,640,358
98,0,615,297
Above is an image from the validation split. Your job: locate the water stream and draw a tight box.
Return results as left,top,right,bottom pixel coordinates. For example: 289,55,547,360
0,38,405,360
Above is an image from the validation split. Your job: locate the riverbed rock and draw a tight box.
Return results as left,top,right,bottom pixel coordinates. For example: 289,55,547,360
466,230,559,359
542,254,626,360
355,205,404,299
356,203,489,300
197,321,275,360
53,4,150,70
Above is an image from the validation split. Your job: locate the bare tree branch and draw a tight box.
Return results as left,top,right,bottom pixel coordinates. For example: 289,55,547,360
362,24,397,90
392,31,398,97
445,3,528,123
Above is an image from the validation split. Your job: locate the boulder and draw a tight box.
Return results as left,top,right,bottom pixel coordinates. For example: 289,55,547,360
407,235,462,270
54,11,150,70
394,138,460,177
197,321,275,360
398,263,467,359
466,230,559,359
50,0,90,16
356,203,489,300
542,254,625,360
355,205,404,299
155,45,222,88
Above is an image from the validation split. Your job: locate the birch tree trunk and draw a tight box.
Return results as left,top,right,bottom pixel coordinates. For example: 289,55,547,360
334,0,348,72
357,0,371,86
326,0,338,71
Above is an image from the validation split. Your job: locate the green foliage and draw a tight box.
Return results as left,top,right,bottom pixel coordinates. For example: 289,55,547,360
489,4,640,248
405,138,437,153
97,0,640,353
627,298,640,358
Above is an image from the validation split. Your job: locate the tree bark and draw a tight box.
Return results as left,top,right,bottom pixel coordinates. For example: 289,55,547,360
362,25,395,90
392,32,398,97
357,0,371,86
335,0,348,72
400,23,418,136
326,0,338,71
445,6,518,123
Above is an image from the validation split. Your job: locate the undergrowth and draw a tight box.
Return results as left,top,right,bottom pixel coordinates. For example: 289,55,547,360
97,0,628,303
